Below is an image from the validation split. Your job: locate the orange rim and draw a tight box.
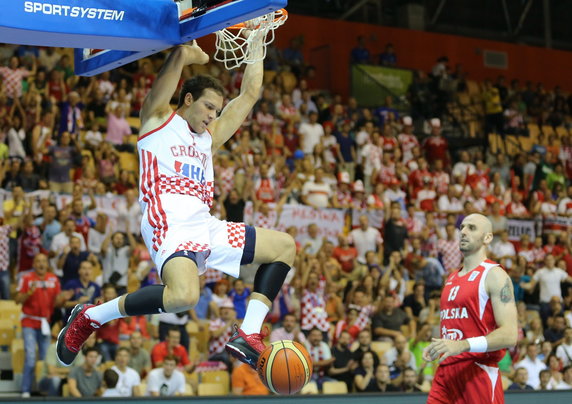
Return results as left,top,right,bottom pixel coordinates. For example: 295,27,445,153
227,8,287,30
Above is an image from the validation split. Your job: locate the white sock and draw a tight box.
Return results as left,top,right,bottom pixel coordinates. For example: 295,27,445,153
240,299,269,335
84,297,124,325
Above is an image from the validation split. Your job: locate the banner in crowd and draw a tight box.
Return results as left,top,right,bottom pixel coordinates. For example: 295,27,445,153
243,202,346,243
543,216,572,233
352,64,413,107
351,208,384,229
507,219,536,241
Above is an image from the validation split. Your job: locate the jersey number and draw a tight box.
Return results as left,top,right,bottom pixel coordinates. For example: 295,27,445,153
447,286,460,301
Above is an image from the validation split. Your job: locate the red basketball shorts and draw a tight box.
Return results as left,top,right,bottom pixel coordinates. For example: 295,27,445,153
427,360,504,404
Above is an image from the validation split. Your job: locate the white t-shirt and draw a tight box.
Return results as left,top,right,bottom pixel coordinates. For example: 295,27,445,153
146,368,185,396
111,365,141,397
533,267,568,303
452,162,475,180
88,228,107,254
302,181,332,208
555,343,572,367
299,122,324,154
437,195,463,213
349,227,383,264
514,357,546,388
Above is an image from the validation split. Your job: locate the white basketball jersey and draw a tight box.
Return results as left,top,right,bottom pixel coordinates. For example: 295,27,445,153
137,111,214,252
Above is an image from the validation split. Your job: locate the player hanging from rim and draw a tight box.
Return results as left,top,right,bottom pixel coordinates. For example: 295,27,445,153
423,213,518,404
56,37,295,369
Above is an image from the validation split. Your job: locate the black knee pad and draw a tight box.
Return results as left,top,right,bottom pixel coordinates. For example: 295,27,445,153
253,261,291,302
124,284,166,316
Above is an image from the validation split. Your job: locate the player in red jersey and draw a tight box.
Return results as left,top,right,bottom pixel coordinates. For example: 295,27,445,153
424,214,517,404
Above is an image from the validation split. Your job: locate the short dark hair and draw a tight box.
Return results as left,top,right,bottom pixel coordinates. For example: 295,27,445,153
83,347,99,356
163,354,179,365
116,347,130,357
103,369,119,388
168,326,181,336
177,75,224,108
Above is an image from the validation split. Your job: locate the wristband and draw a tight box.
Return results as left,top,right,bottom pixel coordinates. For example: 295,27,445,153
467,336,488,353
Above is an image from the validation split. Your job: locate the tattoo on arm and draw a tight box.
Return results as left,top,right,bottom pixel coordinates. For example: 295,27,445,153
500,279,513,303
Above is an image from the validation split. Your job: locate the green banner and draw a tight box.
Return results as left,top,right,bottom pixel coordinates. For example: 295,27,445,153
351,64,413,107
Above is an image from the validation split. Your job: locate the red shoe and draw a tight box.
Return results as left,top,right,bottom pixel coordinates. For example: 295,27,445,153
56,304,100,366
225,325,268,369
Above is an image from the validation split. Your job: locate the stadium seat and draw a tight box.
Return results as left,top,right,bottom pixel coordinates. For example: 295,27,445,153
62,384,70,397
466,80,480,95
201,370,229,393
139,382,147,395
556,126,569,139
541,125,555,137
501,375,510,390
197,382,226,396
11,338,24,374
322,381,348,394
186,321,199,335
0,320,15,346
299,381,318,394
184,383,194,395
119,152,138,172
527,123,540,142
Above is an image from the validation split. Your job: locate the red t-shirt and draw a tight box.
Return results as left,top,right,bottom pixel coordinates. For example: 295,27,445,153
97,320,120,344
18,271,61,329
332,246,358,273
151,341,190,368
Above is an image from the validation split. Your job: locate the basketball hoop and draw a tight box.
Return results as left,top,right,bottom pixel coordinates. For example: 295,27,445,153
214,8,287,70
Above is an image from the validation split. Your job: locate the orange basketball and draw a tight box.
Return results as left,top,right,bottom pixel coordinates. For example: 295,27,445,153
257,340,313,395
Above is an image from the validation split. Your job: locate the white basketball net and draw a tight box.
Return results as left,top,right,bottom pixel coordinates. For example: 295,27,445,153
214,9,287,70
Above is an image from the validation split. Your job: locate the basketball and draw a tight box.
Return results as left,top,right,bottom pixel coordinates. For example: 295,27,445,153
257,340,313,395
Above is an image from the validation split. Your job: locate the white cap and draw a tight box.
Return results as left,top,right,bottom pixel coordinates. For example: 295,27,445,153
338,172,350,184
403,116,413,126
430,118,441,128
353,180,365,193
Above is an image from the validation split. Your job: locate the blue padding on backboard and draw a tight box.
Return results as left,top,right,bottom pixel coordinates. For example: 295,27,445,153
74,0,287,76
0,0,179,51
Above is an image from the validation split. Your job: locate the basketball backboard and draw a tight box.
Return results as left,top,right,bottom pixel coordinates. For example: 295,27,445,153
0,0,287,76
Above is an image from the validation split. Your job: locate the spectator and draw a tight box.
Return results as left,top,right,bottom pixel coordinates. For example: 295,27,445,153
383,334,417,370
60,260,101,321
299,110,323,155
304,327,335,391
301,167,332,208
34,204,61,251
100,369,121,397
328,330,356,390
300,272,330,337
372,294,410,341
522,254,572,306
101,230,135,294
111,347,142,397
269,313,306,344
545,315,567,344
555,366,572,390
58,236,95,285
556,327,572,367
490,230,516,269
0,55,36,100
379,43,397,67
3,185,28,269
537,369,552,390
508,368,534,390
127,331,152,377
231,360,269,395
350,215,383,265
48,131,79,193
96,284,121,362
15,253,61,398
152,326,193,373
68,347,103,397
351,36,370,64
399,367,421,392
87,212,108,255
38,339,72,396
50,218,86,273
422,118,449,168
208,299,236,369
146,355,186,396
514,343,547,388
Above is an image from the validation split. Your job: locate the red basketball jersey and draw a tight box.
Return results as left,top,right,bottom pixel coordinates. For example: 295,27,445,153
439,259,505,366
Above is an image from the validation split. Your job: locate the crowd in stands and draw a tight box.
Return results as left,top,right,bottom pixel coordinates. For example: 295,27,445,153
0,37,571,399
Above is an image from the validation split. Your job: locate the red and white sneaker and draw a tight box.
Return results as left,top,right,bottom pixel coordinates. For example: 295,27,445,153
225,325,268,369
56,304,100,366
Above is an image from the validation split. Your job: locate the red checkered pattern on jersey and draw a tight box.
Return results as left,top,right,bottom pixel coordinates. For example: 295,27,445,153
336,190,352,207
219,167,235,194
433,172,450,195
176,241,210,252
398,133,419,158
355,304,374,329
208,318,234,355
204,267,223,284
0,226,11,271
437,239,462,272
300,290,330,332
377,163,396,184
158,175,214,208
531,247,546,263
0,67,28,99
507,202,528,216
227,222,246,249
254,212,274,229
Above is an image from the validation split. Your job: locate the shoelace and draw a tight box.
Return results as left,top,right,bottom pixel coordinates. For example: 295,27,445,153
66,312,96,353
